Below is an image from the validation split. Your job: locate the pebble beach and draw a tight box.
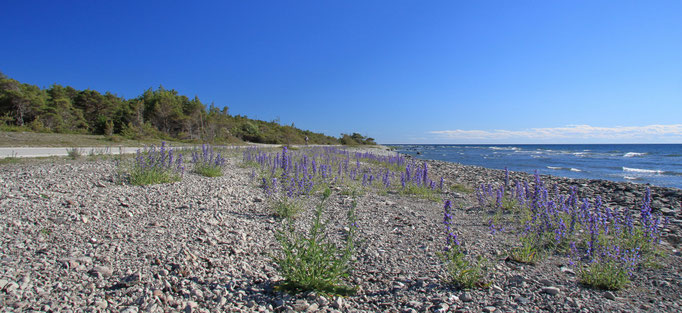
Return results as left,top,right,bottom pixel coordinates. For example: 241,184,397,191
1,146,681,312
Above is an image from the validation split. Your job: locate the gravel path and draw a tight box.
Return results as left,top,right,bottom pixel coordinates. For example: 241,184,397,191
1,149,680,312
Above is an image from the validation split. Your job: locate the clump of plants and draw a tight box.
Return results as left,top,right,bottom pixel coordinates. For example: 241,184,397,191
126,142,184,185
270,196,304,219
192,144,225,177
478,169,668,290
273,188,358,295
66,147,83,159
243,146,444,200
398,162,443,200
439,200,489,289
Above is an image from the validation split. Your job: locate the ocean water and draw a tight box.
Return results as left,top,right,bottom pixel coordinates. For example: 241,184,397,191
393,144,682,190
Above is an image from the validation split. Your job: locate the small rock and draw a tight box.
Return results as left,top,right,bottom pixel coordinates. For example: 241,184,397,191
95,300,108,310
4,282,19,293
515,296,530,305
542,286,561,296
316,296,329,307
121,306,139,313
192,288,204,299
185,301,199,313
408,300,423,308
560,266,575,276
604,291,616,300
460,293,473,302
331,297,343,309
217,296,227,306
483,306,497,313
306,303,319,312
293,299,309,312
539,279,553,286
90,265,113,278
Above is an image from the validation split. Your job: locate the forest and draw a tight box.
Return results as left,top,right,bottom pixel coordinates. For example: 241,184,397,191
0,71,376,145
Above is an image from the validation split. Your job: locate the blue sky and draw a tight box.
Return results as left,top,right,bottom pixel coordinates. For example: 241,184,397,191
1,1,681,144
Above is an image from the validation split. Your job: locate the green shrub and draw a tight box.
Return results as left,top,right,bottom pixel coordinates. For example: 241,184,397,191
66,147,83,159
273,188,357,295
271,197,304,219
128,166,181,186
578,260,630,290
439,245,488,289
509,234,543,264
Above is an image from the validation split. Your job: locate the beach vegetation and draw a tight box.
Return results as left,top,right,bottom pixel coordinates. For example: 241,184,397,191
478,169,668,290
439,200,489,289
66,147,83,159
124,142,184,185
273,188,358,296
191,144,225,177
271,196,304,219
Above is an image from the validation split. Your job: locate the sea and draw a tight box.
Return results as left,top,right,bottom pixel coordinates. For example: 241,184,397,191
392,144,682,190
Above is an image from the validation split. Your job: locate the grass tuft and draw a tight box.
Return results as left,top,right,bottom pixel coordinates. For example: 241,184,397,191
273,188,357,296
578,260,630,290
271,196,304,219
439,245,489,289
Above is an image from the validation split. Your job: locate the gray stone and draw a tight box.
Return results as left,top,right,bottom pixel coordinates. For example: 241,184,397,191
4,282,19,293
89,265,113,278
515,296,530,305
604,291,616,300
542,286,561,295
305,303,319,312
121,306,139,313
293,299,309,312
331,297,343,309
483,306,497,313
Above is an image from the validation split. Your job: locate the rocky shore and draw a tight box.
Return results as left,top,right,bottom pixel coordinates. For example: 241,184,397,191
1,147,680,312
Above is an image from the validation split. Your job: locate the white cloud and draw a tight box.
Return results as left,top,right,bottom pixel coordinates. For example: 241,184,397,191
429,124,682,142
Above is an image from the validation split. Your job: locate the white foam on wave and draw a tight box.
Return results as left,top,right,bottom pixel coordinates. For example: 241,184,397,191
622,167,664,174
490,146,521,151
623,175,640,180
547,166,563,170
624,152,647,158
570,168,582,172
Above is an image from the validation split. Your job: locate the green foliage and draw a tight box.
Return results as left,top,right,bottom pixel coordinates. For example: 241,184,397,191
578,260,630,290
127,166,181,186
0,73,361,145
0,157,20,165
450,184,473,194
66,147,83,159
438,245,489,289
509,234,543,264
271,197,304,219
273,189,357,296
194,163,223,177
399,183,440,201
339,132,376,145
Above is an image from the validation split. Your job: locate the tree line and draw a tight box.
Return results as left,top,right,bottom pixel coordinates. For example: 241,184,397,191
0,71,376,145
